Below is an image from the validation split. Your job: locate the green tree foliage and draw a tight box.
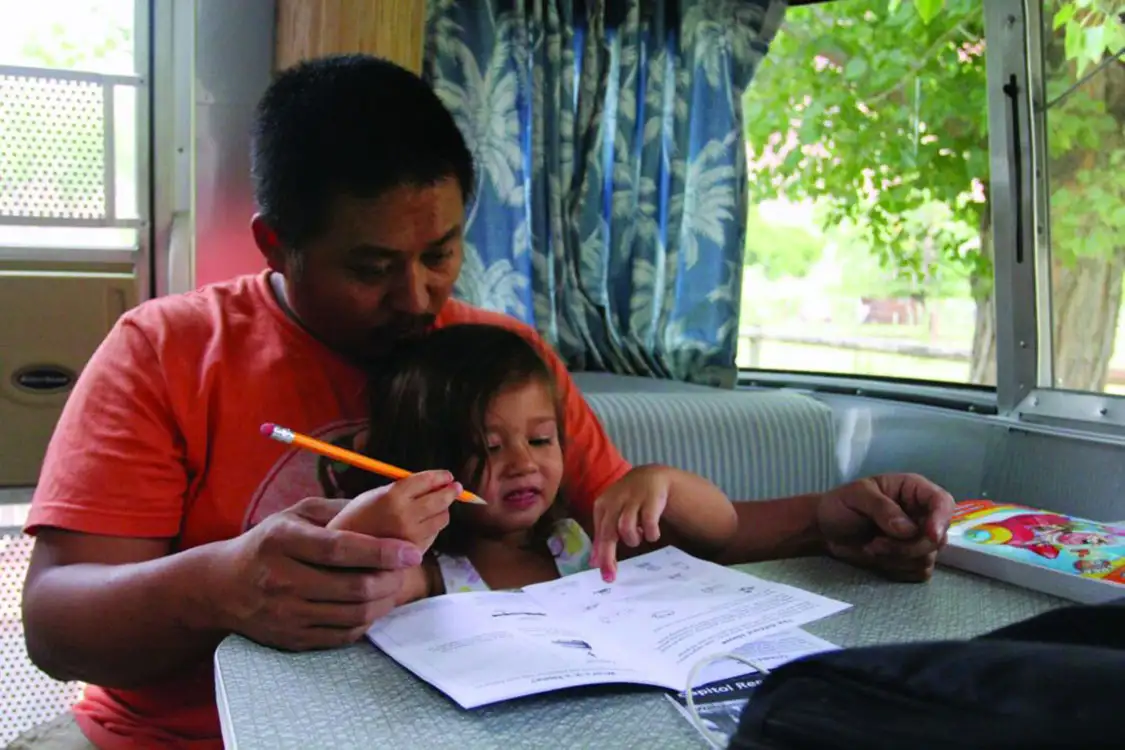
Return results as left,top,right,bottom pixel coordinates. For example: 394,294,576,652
1045,2,1125,264
12,1,133,71
829,198,975,300
743,203,823,279
744,0,1125,389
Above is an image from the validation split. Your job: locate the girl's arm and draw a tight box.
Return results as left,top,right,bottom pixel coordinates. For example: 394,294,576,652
653,466,739,558
583,464,739,577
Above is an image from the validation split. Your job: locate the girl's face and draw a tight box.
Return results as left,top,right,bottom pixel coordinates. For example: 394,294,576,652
463,378,564,536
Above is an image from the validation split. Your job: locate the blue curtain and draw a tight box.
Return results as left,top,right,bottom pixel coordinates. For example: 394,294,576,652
424,0,787,387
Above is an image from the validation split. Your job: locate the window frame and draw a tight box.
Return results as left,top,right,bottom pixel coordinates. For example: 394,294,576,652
737,0,1125,437
148,0,196,300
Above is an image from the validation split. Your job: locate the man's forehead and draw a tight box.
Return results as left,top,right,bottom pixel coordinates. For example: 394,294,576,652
342,224,462,258
325,180,465,247
344,244,399,260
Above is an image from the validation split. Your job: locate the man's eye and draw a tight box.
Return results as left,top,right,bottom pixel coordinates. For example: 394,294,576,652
424,248,454,267
349,265,390,281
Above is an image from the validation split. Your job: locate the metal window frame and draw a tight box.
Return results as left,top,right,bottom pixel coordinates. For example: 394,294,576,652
737,369,998,414
147,0,195,301
0,246,135,265
1003,0,1125,437
984,0,1041,414
133,0,153,302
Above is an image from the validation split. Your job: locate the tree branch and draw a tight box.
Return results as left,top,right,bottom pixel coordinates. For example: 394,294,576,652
1047,46,1125,110
864,9,983,105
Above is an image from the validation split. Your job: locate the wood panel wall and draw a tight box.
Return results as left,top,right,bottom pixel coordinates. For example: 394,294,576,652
274,0,427,73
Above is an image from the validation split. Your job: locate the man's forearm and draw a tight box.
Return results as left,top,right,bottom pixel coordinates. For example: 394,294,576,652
714,493,827,565
23,542,228,689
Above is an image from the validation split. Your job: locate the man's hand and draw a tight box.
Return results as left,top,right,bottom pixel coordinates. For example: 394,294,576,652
207,495,426,652
817,473,955,582
327,470,461,552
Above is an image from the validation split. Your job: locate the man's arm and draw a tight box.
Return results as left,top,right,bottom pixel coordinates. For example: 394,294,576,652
24,496,422,688
20,316,224,687
712,493,829,565
22,531,228,688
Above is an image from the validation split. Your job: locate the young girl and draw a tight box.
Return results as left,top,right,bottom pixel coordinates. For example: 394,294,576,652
329,323,738,603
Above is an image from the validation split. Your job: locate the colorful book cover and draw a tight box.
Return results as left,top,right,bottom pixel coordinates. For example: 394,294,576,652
948,500,1125,587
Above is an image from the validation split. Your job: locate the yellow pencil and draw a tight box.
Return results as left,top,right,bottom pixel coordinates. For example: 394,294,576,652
260,422,486,504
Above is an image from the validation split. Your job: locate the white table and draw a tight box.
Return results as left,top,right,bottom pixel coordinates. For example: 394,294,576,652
214,557,1065,749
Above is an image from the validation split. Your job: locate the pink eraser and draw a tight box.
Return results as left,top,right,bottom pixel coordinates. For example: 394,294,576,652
260,422,275,436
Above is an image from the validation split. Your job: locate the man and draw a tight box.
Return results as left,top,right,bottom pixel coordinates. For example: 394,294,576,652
16,54,953,749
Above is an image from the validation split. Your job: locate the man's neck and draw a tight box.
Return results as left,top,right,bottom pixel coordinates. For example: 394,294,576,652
267,271,342,358
269,271,296,320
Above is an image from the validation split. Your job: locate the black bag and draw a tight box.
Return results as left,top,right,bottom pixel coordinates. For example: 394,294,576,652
728,598,1125,750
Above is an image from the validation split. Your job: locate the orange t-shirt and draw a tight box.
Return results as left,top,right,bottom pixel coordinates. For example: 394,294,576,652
24,270,631,750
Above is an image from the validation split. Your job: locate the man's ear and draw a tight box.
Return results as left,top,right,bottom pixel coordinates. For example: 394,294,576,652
250,214,286,273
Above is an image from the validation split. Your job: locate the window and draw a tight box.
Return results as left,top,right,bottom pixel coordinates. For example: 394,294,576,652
738,0,996,388
1040,1,1125,396
736,0,1125,418
0,0,142,254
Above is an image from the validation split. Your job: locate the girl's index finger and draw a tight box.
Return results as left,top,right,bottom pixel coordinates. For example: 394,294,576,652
592,524,619,583
598,547,618,583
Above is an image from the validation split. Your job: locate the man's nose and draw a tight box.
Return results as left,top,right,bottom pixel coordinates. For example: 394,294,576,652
392,264,429,314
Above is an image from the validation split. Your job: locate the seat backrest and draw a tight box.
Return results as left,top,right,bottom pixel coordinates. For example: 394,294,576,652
1,528,85,745
583,388,840,502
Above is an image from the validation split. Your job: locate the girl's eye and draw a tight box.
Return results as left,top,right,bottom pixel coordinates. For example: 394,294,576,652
530,436,555,447
486,443,501,453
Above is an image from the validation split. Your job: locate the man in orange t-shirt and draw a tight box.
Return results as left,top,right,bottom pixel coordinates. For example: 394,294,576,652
16,55,954,750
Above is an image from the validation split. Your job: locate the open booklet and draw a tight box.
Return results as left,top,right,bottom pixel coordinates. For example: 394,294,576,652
366,546,851,709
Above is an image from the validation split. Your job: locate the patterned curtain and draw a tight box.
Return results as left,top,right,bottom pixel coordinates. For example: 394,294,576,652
424,0,787,387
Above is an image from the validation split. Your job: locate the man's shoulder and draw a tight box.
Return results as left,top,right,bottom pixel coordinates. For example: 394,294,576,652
120,272,270,347
439,298,540,338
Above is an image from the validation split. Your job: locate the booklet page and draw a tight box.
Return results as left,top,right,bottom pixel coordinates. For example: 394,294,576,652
367,589,661,708
523,547,851,685
368,547,850,708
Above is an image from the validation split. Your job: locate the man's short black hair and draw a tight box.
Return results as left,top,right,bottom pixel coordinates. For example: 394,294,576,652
251,54,475,248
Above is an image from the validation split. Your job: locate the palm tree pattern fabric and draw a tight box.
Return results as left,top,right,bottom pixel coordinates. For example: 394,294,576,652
423,0,786,386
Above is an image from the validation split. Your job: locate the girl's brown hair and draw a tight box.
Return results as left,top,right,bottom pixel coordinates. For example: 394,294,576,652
341,323,568,556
